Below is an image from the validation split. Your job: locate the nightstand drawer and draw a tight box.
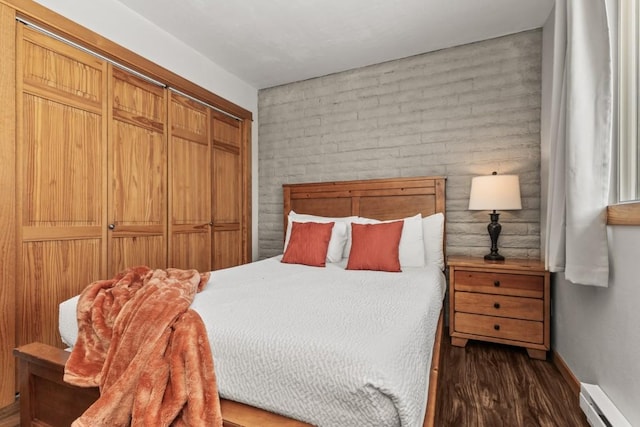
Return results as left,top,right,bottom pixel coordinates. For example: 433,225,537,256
454,292,543,321
454,270,543,298
454,312,544,344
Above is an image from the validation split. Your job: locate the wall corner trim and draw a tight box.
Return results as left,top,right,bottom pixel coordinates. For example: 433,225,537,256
552,349,581,398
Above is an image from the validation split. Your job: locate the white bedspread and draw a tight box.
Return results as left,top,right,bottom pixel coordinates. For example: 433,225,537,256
59,256,445,427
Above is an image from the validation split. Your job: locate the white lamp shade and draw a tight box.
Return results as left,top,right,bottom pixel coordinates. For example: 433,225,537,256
468,174,522,211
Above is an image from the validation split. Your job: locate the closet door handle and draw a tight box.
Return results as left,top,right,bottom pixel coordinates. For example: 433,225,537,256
108,223,116,230
493,302,500,309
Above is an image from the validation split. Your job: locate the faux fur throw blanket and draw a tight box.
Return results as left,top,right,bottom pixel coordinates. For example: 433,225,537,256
64,266,222,427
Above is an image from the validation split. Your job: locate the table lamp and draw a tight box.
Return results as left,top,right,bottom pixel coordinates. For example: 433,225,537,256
468,172,522,261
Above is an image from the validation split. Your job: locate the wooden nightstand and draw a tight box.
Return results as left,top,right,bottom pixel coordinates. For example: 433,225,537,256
447,256,550,360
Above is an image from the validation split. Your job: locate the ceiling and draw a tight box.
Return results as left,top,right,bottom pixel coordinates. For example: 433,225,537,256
115,0,555,89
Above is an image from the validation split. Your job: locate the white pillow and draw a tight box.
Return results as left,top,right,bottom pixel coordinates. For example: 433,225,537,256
422,212,445,270
353,214,425,268
284,211,355,262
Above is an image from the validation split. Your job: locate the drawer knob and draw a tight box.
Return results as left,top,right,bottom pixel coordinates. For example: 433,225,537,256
494,324,500,331
494,280,500,287
494,302,501,309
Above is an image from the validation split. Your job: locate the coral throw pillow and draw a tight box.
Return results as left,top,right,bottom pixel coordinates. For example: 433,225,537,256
281,221,334,267
346,221,404,272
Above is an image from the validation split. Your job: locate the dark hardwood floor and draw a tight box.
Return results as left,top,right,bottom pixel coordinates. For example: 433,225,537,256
435,334,589,427
0,334,588,427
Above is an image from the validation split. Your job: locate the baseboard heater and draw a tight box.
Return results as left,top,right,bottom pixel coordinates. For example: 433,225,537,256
579,383,632,427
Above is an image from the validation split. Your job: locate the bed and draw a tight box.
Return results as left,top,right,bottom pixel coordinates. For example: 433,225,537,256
14,175,447,427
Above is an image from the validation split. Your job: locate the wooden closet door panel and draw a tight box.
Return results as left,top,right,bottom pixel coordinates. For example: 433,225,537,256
211,113,242,270
172,136,210,222
1,6,17,407
22,29,103,108
20,240,102,347
111,68,164,128
171,232,211,272
109,236,166,274
169,93,211,271
111,122,165,224
212,113,241,148
22,96,102,228
17,27,107,348
108,66,167,276
213,147,240,222
212,230,241,270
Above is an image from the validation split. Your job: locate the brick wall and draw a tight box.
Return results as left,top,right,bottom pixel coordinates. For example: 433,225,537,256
258,30,542,260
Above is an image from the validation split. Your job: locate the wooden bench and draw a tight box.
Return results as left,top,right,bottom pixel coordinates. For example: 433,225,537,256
14,342,311,427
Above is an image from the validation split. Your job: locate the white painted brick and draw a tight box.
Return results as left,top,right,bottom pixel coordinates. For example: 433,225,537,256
259,86,306,107
420,128,472,143
336,138,380,152
398,141,447,157
357,104,401,120
423,105,472,121
327,117,379,134
400,96,452,114
353,82,402,99
257,30,542,258
319,111,359,125
377,111,423,128
471,94,540,114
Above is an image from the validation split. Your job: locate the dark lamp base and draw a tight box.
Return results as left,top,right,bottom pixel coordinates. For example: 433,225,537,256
484,253,505,261
485,211,506,262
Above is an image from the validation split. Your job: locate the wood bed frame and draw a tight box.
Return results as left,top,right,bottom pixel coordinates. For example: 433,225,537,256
14,176,446,427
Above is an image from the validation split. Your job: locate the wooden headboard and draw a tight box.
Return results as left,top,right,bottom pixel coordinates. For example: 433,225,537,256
283,175,446,239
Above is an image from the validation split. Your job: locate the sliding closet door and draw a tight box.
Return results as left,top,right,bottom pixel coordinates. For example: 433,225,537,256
168,92,212,271
211,112,243,269
17,26,107,347
107,66,167,275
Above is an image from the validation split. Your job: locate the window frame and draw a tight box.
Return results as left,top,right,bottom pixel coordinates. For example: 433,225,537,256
618,0,639,203
609,0,640,225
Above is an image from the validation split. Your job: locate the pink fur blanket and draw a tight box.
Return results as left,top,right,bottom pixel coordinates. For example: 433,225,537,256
64,266,222,427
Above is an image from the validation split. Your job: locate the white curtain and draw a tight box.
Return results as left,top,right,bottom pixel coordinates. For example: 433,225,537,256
544,0,615,287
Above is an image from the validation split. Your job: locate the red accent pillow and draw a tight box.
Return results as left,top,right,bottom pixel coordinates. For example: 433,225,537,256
346,221,404,272
281,221,334,267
